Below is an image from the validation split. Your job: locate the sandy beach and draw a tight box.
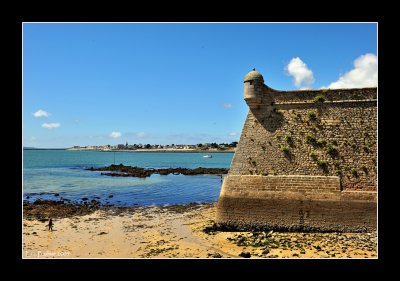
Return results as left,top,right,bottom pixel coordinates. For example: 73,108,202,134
23,203,377,259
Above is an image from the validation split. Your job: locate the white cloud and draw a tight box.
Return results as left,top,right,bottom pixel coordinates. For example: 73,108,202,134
325,53,377,89
229,132,237,136
110,131,122,138
223,103,232,109
286,57,315,88
136,132,146,138
33,109,50,118
41,123,60,129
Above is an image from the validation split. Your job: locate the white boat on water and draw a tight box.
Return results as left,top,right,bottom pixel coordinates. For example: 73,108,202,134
203,154,212,158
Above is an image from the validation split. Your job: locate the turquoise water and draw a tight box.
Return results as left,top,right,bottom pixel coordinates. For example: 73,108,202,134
23,150,233,206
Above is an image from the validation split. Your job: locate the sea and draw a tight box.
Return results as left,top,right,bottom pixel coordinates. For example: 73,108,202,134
23,149,233,207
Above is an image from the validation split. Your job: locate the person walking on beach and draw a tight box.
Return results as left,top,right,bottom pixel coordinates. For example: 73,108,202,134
48,217,53,231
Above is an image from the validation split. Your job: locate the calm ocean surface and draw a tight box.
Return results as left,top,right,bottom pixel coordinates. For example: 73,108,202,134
23,150,233,207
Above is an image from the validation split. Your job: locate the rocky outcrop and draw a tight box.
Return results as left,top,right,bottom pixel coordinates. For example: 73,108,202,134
87,164,229,178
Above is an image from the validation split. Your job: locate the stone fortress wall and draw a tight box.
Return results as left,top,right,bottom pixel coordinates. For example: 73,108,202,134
216,69,377,232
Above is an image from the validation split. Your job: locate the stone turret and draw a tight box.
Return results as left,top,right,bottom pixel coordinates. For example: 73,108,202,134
244,68,264,108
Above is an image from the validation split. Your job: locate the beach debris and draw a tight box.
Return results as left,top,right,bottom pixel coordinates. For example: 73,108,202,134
262,249,270,255
203,222,220,235
239,252,251,258
313,245,322,251
267,255,279,258
162,202,203,213
207,252,223,258
225,230,377,258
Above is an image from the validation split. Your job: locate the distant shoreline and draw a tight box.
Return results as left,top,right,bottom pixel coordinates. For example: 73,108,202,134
23,148,66,150
67,148,235,153
24,148,235,153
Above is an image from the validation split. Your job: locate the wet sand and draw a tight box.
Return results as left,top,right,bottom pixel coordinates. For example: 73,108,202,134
23,203,377,258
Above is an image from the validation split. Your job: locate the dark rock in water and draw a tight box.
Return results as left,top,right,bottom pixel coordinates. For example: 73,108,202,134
34,199,64,205
239,252,251,258
39,192,45,195
81,197,88,201
54,193,60,197
108,195,113,198
26,196,30,199
87,164,229,178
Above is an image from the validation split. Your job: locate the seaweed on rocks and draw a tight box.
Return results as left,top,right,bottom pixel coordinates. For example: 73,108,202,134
87,164,229,178
24,200,103,220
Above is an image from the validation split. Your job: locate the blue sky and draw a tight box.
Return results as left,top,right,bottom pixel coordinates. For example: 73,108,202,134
23,23,377,148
